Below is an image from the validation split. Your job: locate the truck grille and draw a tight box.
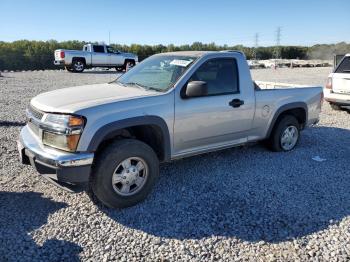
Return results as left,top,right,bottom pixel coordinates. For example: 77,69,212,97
27,105,44,137
28,105,44,120
28,121,40,137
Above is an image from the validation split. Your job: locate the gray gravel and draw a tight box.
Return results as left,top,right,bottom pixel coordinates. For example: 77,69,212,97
1,68,350,261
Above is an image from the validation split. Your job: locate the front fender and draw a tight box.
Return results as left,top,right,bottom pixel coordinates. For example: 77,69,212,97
86,116,171,161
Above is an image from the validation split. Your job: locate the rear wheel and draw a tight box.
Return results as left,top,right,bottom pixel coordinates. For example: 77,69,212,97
65,66,73,72
90,139,159,209
266,115,300,152
72,59,85,73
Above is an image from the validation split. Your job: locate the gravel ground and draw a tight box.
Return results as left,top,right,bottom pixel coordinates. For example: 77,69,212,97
1,67,350,261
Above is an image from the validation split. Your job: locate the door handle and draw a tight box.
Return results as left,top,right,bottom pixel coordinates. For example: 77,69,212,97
229,99,244,108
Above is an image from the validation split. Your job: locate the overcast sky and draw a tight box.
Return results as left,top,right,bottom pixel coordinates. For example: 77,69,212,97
1,0,349,46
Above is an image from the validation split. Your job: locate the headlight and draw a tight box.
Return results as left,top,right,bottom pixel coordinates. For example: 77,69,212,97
44,114,85,130
41,114,85,152
43,132,81,152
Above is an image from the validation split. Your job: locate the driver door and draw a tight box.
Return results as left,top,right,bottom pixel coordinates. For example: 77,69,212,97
173,57,255,155
92,45,108,66
107,46,124,66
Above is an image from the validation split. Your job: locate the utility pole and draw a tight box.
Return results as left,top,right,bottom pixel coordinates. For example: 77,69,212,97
108,31,111,45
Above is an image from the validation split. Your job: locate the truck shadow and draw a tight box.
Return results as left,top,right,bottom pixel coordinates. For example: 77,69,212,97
0,191,82,261
104,126,350,243
0,120,25,127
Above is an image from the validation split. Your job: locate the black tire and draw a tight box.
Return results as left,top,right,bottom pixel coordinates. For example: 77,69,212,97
65,66,73,72
115,66,124,72
266,115,300,152
329,103,342,111
90,139,159,209
72,59,85,73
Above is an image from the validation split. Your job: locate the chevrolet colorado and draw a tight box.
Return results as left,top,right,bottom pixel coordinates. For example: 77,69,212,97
18,51,323,208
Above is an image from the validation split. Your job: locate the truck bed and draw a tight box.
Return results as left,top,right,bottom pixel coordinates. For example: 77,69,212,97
255,81,314,90
251,81,323,138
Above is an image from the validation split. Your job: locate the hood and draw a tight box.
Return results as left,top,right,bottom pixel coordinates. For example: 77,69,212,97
31,83,156,113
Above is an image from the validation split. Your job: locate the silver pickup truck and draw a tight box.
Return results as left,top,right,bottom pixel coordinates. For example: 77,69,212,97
19,51,323,209
54,43,138,73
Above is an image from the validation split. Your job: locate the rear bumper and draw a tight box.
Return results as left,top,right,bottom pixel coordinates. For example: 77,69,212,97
324,89,350,106
18,125,94,185
54,60,65,66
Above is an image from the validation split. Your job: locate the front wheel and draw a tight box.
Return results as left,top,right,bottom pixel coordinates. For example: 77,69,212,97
124,60,135,71
266,115,300,152
90,139,159,209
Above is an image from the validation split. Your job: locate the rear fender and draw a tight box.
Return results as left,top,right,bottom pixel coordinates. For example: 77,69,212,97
266,102,308,138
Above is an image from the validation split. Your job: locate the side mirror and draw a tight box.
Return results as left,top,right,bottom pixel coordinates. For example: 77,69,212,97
184,81,208,98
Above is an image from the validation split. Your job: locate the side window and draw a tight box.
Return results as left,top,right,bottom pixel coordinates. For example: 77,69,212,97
335,57,350,73
107,46,117,54
93,45,105,53
189,58,239,95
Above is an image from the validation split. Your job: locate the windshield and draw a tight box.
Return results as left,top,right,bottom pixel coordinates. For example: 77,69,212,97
115,55,196,92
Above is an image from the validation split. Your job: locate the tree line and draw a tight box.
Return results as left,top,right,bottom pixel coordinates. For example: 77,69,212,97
0,40,349,71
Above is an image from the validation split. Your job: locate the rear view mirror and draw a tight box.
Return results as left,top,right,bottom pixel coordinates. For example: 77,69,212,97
184,81,208,98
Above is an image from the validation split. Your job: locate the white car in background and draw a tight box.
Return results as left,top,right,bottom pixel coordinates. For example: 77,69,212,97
324,54,350,110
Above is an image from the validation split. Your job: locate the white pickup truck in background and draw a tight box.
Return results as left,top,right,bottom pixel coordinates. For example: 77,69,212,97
324,54,350,110
54,43,138,73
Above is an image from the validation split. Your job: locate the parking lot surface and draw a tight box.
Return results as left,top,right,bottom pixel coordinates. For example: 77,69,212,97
1,67,350,261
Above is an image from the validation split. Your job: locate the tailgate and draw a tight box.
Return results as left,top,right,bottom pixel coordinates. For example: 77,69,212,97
54,50,64,60
333,56,350,94
332,73,350,94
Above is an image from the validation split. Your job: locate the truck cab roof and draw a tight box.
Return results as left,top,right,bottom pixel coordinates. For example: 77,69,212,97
154,50,245,58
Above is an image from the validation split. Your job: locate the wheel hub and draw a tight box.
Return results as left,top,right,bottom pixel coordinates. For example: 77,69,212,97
74,62,83,71
123,167,138,183
111,157,148,196
281,126,298,150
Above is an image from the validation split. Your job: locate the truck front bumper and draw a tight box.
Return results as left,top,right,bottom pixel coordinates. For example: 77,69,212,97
324,89,350,106
18,125,94,187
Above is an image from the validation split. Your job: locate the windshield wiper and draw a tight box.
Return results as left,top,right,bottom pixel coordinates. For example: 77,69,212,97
124,82,148,90
144,86,162,92
124,82,161,92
